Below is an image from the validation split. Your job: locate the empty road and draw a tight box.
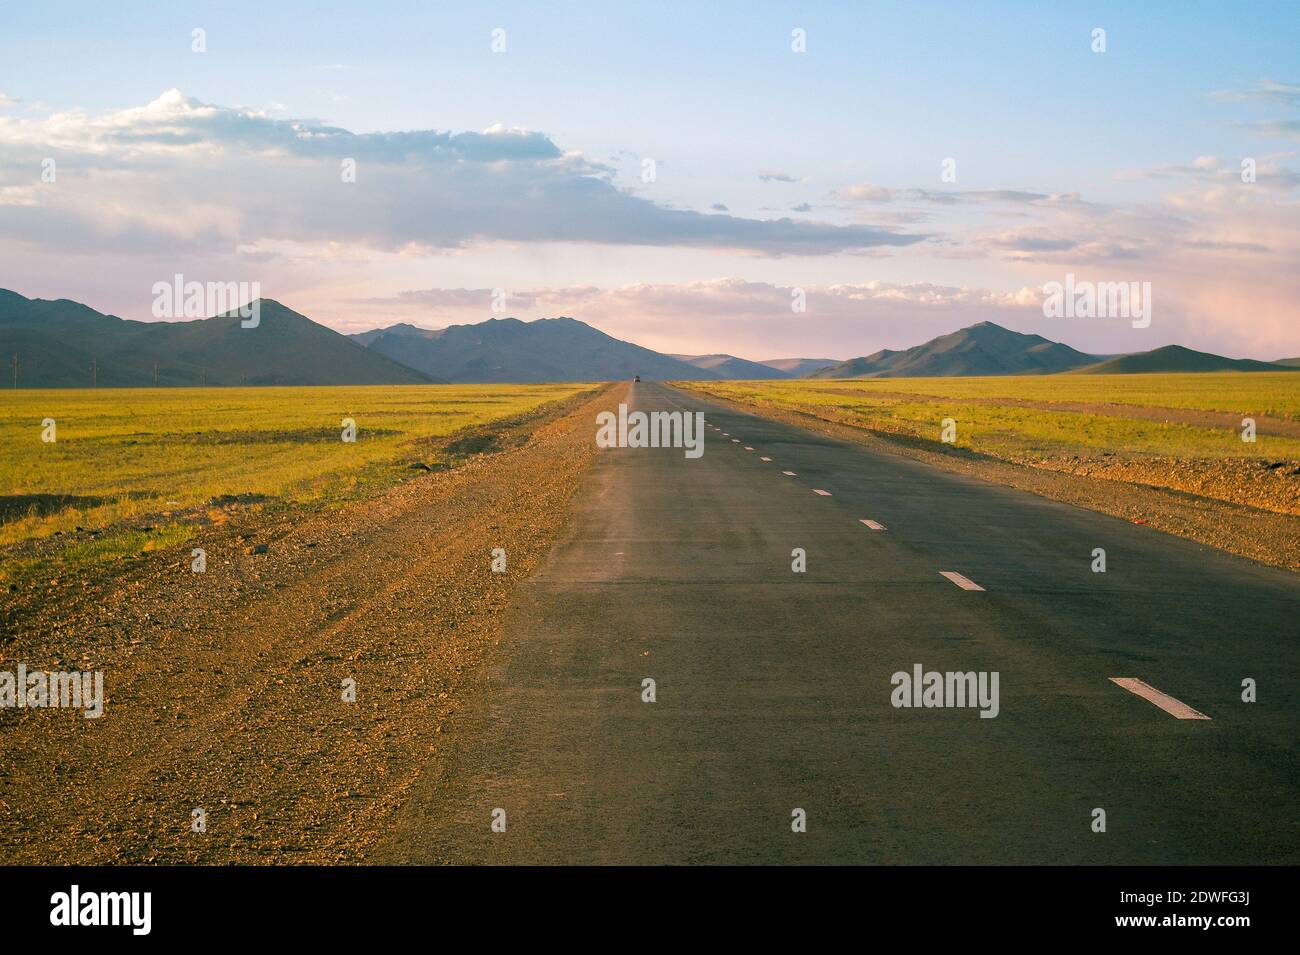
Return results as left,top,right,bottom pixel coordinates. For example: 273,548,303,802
379,381,1300,864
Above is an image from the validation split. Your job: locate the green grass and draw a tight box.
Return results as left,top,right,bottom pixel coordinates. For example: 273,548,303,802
677,373,1300,460
3,523,199,584
0,384,595,565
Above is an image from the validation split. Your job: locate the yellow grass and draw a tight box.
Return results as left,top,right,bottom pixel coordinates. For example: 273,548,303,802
0,383,595,556
676,372,1300,459
776,372,1300,421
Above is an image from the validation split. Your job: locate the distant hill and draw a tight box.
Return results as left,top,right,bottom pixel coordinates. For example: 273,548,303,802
355,316,713,383
759,357,840,376
12,287,1297,387
670,353,790,379
1073,344,1298,375
0,290,435,387
349,322,439,347
810,322,1100,378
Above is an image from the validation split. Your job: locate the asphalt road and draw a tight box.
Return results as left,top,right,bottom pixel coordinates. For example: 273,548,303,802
380,381,1300,864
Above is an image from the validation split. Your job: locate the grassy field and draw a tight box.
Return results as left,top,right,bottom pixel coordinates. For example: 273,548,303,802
0,383,596,575
677,373,1300,460
790,371,1300,420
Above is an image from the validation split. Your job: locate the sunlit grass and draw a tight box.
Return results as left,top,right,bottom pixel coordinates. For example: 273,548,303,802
0,383,595,554
747,372,1300,421
677,373,1300,460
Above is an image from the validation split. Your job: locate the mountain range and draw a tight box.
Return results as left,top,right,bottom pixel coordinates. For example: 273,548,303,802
809,322,1103,378
758,357,841,376
357,316,713,383
0,291,431,387
2,288,1296,386
669,353,790,379
1074,345,1291,375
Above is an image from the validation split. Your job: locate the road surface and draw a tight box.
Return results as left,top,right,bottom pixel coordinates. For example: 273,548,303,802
378,381,1299,864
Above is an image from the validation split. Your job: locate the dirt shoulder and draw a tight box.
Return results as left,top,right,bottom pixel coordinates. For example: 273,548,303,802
682,387,1300,573
0,382,622,864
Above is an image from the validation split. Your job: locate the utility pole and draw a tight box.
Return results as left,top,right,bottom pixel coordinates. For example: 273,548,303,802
91,359,97,388
11,353,16,389
153,362,159,385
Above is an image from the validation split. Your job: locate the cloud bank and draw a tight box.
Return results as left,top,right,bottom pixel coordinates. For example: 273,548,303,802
0,90,922,257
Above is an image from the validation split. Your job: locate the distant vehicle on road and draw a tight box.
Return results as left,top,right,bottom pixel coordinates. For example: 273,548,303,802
634,375,641,382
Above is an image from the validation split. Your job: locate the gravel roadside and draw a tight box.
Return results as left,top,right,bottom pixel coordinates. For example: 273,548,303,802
0,382,622,864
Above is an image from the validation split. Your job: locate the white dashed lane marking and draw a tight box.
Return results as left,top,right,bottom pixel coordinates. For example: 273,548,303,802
939,571,985,591
1109,678,1211,720
760,456,772,462
731,439,740,443
859,519,886,530
782,471,796,476
812,489,832,496
744,446,754,451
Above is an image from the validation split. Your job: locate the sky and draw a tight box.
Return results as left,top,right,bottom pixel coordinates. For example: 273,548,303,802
1,0,1298,360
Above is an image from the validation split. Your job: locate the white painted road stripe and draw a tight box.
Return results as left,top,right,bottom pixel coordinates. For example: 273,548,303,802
1109,677,1211,720
939,571,985,591
812,489,832,496
744,446,754,451
760,456,772,461
731,439,740,443
782,471,796,476
859,519,886,530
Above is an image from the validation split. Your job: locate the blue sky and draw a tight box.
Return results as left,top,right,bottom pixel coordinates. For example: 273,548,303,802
1,1,1298,358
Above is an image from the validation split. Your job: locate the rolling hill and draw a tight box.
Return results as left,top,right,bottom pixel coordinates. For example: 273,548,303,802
0,290,435,387
356,316,715,383
669,353,790,379
810,322,1101,378
1073,344,1297,374
348,323,435,348
9,288,1298,386
759,357,840,376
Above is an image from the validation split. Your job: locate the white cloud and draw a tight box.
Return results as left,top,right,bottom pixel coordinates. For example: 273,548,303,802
1241,118,1300,140
834,183,1065,206
0,90,921,257
1115,155,1300,191
2,89,1297,362
1212,79,1300,141
1211,79,1300,107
